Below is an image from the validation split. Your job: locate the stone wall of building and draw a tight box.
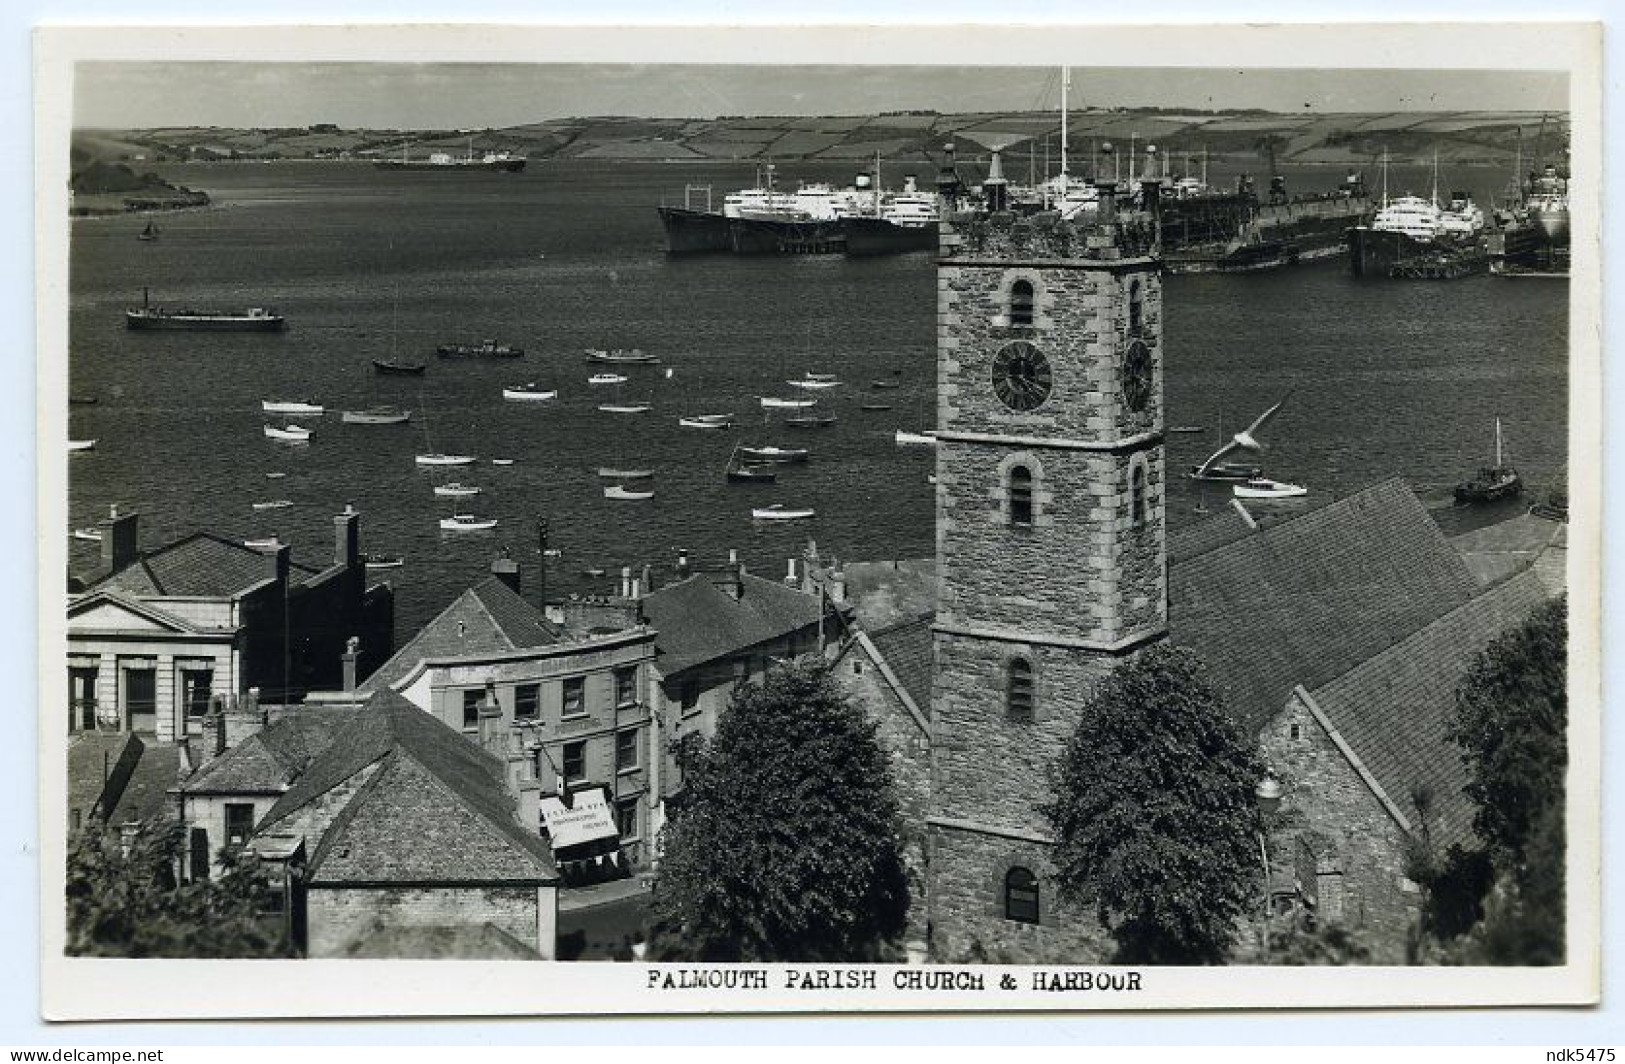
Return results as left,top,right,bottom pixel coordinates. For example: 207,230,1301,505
306,884,547,959
1262,693,1422,962
927,822,1114,964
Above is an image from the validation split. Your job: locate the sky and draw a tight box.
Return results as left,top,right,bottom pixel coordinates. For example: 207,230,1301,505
72,62,1571,130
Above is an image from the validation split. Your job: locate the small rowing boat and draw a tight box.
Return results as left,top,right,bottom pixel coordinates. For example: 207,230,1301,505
679,414,734,430
596,467,653,479
752,504,815,521
787,378,841,390
492,458,515,466
604,485,655,501
416,453,476,467
440,514,498,531
1233,477,1308,500
588,373,629,386
598,403,651,414
761,397,817,409
503,383,558,402
739,445,809,464
433,483,481,498
252,499,294,511
262,399,324,415
264,424,312,442
785,415,837,428
342,406,410,425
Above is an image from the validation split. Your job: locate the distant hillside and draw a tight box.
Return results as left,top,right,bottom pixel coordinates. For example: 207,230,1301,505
69,142,211,215
79,108,1569,171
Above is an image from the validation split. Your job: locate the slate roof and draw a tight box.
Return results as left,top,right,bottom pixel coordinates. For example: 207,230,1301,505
261,690,557,886
866,613,934,712
357,576,563,694
182,706,361,794
1170,478,1481,734
106,742,183,826
1304,568,1557,853
1448,513,1567,589
642,570,834,677
83,532,317,599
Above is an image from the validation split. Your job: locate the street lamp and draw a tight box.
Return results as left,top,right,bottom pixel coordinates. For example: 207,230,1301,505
1255,775,1282,962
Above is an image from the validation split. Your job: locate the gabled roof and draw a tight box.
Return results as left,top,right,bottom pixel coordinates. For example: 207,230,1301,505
1302,568,1557,854
866,613,933,713
68,589,211,633
357,576,563,694
182,706,361,794
262,691,556,886
81,532,316,599
1170,478,1480,734
642,570,832,677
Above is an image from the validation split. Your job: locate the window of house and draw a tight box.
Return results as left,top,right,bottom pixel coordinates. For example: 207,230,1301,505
189,828,211,881
1290,723,1302,741
1009,465,1034,527
1005,866,1040,924
1130,463,1147,528
616,729,639,772
124,665,157,734
562,677,586,717
1007,658,1035,721
562,740,586,783
514,683,540,721
853,660,863,675
183,670,214,719
1009,279,1035,327
68,666,98,732
224,803,256,848
616,798,640,840
1129,280,1143,336
614,666,638,707
462,689,483,729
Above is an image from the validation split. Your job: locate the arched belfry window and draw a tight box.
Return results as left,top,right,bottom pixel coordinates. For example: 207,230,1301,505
1129,280,1143,336
1131,462,1147,528
1005,866,1040,924
1006,657,1035,721
1008,465,1034,527
1009,279,1035,327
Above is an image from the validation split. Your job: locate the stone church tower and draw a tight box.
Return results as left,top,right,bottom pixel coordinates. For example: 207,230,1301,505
927,179,1169,961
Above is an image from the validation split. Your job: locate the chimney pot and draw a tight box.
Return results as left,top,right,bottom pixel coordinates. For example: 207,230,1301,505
341,635,360,693
333,507,360,569
490,551,521,596
99,509,140,573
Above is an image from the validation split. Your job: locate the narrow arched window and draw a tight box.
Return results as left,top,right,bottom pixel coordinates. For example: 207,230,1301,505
1005,866,1040,924
1129,280,1143,336
1006,657,1034,721
1131,463,1147,528
1009,280,1035,327
1009,465,1034,527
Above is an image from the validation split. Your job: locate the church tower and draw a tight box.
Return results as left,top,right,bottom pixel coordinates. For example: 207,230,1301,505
927,172,1169,961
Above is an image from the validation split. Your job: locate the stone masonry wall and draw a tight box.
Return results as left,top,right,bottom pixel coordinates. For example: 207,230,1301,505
306,885,545,959
935,441,1166,645
927,823,1115,964
1263,694,1421,962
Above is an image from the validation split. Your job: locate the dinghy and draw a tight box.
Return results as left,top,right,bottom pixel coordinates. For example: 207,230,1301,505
751,504,815,521
604,485,655,501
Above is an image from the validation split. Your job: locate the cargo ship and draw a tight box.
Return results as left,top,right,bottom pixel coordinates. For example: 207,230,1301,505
657,165,857,255
374,139,526,173
124,288,286,332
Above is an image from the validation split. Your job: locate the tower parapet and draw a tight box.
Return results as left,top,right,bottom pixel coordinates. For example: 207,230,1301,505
942,206,1160,264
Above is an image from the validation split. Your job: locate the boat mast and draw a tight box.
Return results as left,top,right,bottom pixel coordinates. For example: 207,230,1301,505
1380,148,1390,207
874,150,883,218
1059,66,1069,182
1431,147,1440,207
1495,418,1504,467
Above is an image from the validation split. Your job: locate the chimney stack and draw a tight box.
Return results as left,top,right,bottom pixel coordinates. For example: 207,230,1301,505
620,566,633,599
675,549,689,581
341,636,360,693
333,504,360,569
640,564,652,596
491,548,521,596
785,557,798,586
98,505,140,573
213,704,228,757
273,543,291,590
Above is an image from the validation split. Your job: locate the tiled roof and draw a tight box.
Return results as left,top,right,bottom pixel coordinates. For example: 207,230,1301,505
642,571,830,677
264,691,556,886
182,707,360,794
1170,478,1480,734
1448,513,1567,589
867,613,934,712
84,532,316,599
357,576,562,694
106,742,183,826
1305,568,1557,853
337,922,540,960
68,732,140,821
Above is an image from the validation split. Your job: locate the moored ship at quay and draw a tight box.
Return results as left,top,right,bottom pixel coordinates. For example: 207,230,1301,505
657,165,856,255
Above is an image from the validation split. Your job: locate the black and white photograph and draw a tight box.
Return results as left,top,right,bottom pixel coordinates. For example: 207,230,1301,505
34,23,1601,1019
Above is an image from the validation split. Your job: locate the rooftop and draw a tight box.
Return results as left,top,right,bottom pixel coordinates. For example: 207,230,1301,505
80,532,317,599
260,690,557,887
357,576,564,694
182,706,362,795
641,568,835,677
866,613,933,714
1303,567,1558,854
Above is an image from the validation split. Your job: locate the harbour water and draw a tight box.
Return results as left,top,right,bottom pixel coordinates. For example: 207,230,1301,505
68,160,1568,635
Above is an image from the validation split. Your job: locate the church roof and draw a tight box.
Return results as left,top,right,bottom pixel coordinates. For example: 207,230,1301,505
866,613,934,713
357,576,564,694
261,690,557,887
1302,567,1557,853
1169,477,1481,734
642,570,834,678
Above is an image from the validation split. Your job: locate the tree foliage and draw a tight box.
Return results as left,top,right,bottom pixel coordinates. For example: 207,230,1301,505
1450,595,1568,870
66,818,290,958
1043,645,1265,964
649,658,910,962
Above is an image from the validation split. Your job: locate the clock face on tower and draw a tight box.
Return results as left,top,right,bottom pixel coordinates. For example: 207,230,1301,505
1121,339,1152,412
991,341,1053,412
